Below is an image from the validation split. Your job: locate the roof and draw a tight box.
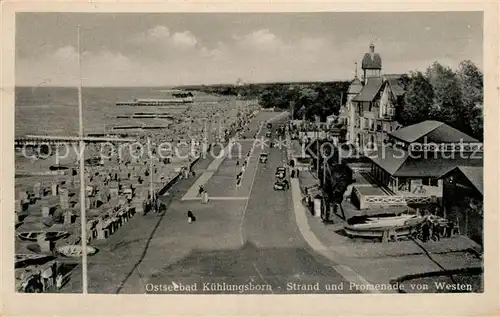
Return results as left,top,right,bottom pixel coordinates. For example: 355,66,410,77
458,166,483,195
365,147,409,175
389,121,443,143
347,77,363,95
387,77,405,97
439,166,483,195
362,52,382,69
355,186,386,195
389,121,479,144
383,74,403,79
394,156,483,177
367,146,483,177
352,78,384,102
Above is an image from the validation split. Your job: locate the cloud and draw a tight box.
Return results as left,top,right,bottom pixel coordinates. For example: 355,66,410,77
299,37,330,52
147,25,171,39
233,29,288,53
171,31,198,49
16,46,134,86
16,26,482,87
131,25,200,55
16,30,346,86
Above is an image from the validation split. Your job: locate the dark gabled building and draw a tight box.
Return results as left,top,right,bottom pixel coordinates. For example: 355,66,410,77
364,120,482,203
439,166,483,245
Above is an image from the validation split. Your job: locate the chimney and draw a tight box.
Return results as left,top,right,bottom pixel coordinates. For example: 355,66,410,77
354,62,358,78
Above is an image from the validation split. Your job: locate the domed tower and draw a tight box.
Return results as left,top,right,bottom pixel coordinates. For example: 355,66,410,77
361,43,382,84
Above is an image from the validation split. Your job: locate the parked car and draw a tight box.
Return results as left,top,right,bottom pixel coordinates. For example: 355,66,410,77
274,166,286,179
259,153,268,163
267,123,272,129
265,131,272,137
274,179,289,190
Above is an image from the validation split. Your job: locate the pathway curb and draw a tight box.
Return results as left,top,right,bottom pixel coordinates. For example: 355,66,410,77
290,178,381,294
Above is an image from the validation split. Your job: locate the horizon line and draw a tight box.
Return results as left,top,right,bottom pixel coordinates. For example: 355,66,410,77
15,79,355,88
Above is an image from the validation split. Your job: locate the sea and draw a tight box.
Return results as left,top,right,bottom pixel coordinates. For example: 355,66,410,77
14,87,225,137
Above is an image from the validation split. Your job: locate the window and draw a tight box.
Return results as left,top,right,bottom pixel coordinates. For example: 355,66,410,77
430,178,439,187
422,178,430,186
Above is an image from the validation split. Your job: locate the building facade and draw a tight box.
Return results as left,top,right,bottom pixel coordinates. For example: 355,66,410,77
364,120,482,205
339,44,405,149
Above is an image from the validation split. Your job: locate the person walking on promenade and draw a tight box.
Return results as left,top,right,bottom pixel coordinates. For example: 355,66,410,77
187,210,196,223
202,190,209,204
421,220,430,242
236,160,239,166
198,185,204,196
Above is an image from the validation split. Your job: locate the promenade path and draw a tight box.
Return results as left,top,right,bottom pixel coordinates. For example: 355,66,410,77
58,111,283,293
145,114,355,294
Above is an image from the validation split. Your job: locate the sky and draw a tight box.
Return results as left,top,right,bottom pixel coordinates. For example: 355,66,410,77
15,12,483,87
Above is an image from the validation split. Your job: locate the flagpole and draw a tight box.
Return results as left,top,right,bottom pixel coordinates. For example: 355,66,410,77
77,25,88,294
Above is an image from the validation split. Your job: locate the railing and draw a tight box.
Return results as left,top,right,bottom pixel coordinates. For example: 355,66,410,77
353,186,437,209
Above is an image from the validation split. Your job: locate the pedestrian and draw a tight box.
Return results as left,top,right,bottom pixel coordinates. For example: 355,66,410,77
241,165,246,173
187,210,196,223
433,222,441,241
446,221,454,238
421,220,430,242
41,265,53,291
202,191,209,204
236,178,242,189
296,169,300,178
236,160,240,166
198,185,204,196
56,273,63,290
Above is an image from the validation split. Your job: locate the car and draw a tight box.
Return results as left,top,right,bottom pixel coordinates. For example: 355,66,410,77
274,179,289,190
265,131,272,137
276,166,286,172
267,123,272,129
259,153,268,163
275,171,285,179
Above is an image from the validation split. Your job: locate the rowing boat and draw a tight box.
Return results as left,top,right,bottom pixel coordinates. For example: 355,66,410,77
344,214,425,239
57,245,98,257
17,231,70,242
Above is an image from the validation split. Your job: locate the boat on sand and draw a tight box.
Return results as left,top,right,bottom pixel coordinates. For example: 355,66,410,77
57,245,98,257
17,231,70,242
344,213,425,239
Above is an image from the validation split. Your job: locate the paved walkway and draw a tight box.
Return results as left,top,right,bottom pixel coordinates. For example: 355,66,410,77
290,178,382,293
181,111,288,201
286,130,482,289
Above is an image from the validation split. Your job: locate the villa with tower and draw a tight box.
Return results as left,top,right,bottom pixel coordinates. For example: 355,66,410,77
336,44,484,245
339,43,405,149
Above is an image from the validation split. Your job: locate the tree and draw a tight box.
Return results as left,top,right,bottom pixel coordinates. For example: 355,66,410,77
398,71,434,126
397,73,411,90
426,62,467,131
324,164,353,205
457,60,483,139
